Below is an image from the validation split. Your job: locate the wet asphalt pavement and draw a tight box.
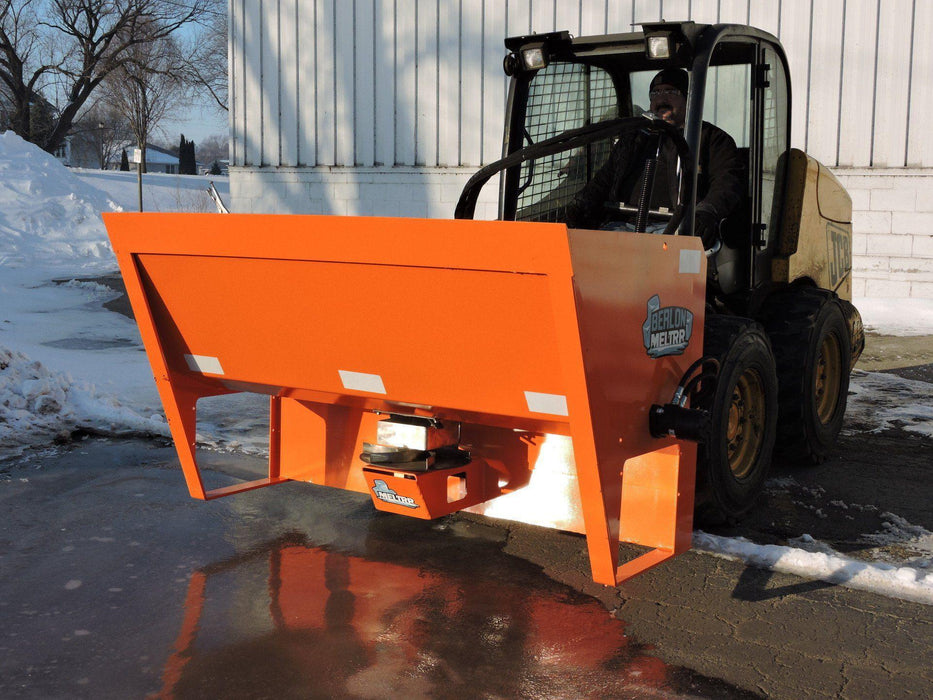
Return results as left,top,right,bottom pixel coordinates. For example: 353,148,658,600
2,424,932,699
1,330,932,699
2,440,753,699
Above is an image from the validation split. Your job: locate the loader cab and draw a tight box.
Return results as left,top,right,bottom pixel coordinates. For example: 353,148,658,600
477,23,792,302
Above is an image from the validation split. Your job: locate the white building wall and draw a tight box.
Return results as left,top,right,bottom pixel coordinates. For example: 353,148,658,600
835,169,933,299
232,166,500,220
229,0,933,297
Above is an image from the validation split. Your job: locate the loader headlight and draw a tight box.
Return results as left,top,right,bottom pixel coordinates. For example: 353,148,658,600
503,32,571,75
641,22,696,60
521,43,548,71
646,33,674,59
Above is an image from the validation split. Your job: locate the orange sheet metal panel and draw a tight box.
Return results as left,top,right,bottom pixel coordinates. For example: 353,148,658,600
562,229,705,583
104,213,706,586
134,253,565,425
362,458,497,519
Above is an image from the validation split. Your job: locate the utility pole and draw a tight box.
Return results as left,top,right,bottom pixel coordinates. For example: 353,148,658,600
134,147,144,212
97,122,105,169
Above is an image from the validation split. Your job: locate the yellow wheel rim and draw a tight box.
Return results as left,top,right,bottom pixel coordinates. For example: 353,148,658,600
726,369,766,479
815,333,843,425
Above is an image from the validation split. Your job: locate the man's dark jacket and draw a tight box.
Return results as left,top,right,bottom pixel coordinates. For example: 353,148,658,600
565,121,744,230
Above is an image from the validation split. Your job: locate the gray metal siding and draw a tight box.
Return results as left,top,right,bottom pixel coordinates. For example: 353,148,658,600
229,0,933,169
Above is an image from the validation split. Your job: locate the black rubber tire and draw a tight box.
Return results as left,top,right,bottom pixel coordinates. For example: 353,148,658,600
763,288,852,464
694,316,779,522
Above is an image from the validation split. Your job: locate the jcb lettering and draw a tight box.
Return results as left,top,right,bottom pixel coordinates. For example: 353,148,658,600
826,223,852,289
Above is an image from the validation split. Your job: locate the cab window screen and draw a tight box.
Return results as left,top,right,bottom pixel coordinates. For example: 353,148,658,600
704,63,751,147
761,51,789,240
515,63,617,222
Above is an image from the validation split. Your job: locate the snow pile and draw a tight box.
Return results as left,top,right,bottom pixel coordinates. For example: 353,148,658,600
860,512,933,564
858,298,933,337
0,132,225,455
694,531,933,605
847,370,933,438
0,132,121,270
0,345,168,456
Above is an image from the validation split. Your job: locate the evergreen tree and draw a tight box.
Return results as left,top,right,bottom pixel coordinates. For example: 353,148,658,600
178,134,197,175
209,160,221,176
188,139,197,174
178,134,187,173
120,149,130,171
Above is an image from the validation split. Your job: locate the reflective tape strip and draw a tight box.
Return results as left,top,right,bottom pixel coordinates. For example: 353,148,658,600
524,391,569,416
184,354,224,375
339,370,387,394
679,249,702,274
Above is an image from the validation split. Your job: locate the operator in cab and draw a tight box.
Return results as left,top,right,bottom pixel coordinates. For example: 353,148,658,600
565,68,744,249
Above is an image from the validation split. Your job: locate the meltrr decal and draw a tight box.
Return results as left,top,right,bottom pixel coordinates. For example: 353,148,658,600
371,479,420,509
643,294,694,358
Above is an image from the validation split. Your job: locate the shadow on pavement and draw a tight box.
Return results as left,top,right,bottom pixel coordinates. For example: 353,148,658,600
732,565,835,603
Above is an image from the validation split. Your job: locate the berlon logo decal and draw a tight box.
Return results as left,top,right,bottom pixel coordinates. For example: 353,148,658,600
642,295,694,358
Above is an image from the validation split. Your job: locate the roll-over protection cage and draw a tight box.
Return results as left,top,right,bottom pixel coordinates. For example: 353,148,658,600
456,22,793,297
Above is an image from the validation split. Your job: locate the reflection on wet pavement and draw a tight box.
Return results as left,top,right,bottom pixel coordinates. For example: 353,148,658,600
159,535,691,699
0,440,754,699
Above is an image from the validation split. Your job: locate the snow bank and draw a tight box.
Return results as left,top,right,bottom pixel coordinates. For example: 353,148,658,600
856,297,933,337
694,531,933,605
0,132,224,454
0,132,121,271
848,371,933,438
0,345,168,457
71,168,223,215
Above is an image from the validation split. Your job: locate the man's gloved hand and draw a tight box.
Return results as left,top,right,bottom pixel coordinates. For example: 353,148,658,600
694,210,720,250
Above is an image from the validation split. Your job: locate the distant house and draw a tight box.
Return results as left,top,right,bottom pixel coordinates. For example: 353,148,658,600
108,143,180,174
52,137,72,166
199,159,229,176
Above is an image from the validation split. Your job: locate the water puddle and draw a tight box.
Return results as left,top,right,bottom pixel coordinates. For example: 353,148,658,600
157,534,751,699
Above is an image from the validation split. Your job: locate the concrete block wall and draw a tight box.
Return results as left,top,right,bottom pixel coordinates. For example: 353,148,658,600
232,167,933,300
231,167,499,221
833,169,933,299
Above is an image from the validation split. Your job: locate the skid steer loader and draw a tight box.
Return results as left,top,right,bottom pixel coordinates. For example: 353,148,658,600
455,21,864,521
104,22,862,587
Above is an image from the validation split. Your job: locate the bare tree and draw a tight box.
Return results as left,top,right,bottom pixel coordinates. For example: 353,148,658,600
103,32,183,174
177,7,226,112
196,133,228,165
0,0,217,154
0,1,54,142
72,101,133,168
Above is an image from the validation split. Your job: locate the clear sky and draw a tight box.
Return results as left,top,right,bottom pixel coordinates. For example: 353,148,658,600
156,13,228,146
159,94,228,145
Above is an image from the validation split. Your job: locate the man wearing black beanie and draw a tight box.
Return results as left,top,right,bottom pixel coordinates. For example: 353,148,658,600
566,68,744,249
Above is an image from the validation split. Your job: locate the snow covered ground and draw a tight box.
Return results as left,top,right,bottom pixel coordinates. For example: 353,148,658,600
0,133,227,455
0,131,930,604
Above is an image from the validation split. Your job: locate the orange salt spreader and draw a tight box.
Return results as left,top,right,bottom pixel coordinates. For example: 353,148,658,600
99,23,868,589
104,212,708,586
